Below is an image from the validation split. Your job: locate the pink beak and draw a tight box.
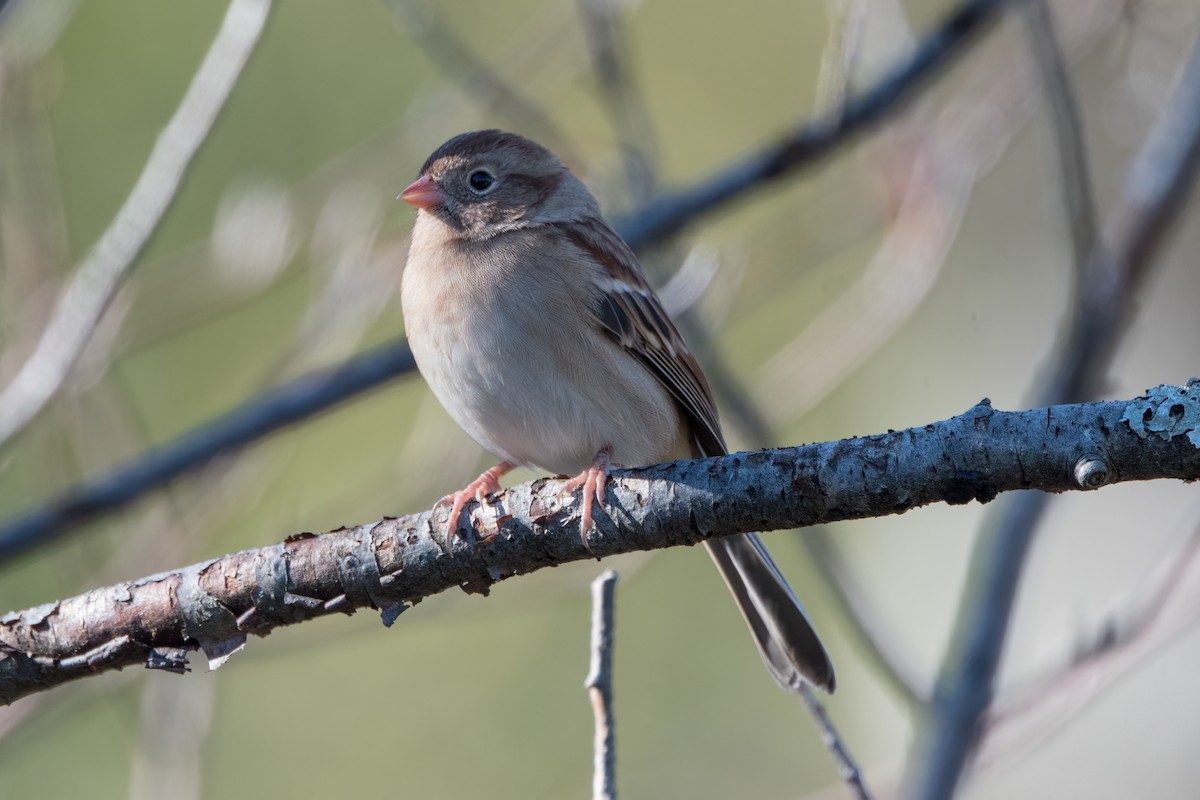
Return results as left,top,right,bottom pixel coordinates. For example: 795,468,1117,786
399,174,446,209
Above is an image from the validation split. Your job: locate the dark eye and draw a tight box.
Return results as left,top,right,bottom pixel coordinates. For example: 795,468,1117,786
468,170,495,192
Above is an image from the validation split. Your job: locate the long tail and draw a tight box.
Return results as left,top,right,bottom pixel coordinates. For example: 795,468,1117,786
705,532,836,692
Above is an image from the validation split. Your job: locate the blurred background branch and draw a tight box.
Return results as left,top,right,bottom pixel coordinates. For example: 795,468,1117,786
0,0,271,448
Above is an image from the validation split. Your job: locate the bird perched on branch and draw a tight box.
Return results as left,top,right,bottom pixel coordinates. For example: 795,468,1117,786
399,129,835,693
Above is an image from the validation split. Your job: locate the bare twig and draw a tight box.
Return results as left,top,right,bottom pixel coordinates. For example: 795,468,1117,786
2,390,1198,704
1107,31,1200,320
585,570,618,800
798,684,873,800
908,33,1200,800
0,0,271,449
910,490,1047,800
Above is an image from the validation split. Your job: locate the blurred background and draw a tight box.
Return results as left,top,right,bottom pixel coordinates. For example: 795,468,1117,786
1,0,1199,797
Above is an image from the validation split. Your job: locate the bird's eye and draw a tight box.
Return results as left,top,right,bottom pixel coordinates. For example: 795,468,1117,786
467,170,495,193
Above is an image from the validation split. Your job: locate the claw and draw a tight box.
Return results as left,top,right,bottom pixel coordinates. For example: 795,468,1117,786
563,447,612,550
436,462,513,554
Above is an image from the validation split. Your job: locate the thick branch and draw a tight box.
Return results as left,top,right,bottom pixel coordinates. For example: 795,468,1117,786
3,389,1197,705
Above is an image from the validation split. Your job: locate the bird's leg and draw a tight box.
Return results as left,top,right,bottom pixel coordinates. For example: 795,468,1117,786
563,447,612,548
437,461,514,550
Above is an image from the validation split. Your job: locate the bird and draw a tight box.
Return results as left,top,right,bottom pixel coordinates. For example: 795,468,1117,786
399,129,835,693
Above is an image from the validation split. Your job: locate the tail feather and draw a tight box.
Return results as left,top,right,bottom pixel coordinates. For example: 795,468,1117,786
705,533,836,693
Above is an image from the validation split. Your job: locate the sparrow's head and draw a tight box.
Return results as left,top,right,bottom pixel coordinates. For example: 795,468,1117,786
401,130,598,239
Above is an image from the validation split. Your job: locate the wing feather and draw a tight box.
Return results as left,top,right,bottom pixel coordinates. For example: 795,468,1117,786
561,220,726,457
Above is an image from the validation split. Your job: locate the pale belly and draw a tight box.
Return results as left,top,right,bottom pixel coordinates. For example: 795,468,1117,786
402,244,687,474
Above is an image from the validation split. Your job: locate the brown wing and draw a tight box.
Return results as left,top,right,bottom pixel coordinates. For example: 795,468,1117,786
560,219,726,458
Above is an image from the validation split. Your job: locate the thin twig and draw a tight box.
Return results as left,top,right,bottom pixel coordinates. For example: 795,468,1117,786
909,489,1047,800
585,570,618,800
798,684,872,800
129,676,215,800
1107,30,1200,318
0,0,271,449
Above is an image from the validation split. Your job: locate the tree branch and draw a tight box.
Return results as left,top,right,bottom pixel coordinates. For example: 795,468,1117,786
799,683,872,800
3,388,1197,705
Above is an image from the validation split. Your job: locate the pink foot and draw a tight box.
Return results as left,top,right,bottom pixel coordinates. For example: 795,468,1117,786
563,448,612,549
437,462,514,552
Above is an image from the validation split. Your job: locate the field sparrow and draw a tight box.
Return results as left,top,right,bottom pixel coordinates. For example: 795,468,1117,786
400,130,835,692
